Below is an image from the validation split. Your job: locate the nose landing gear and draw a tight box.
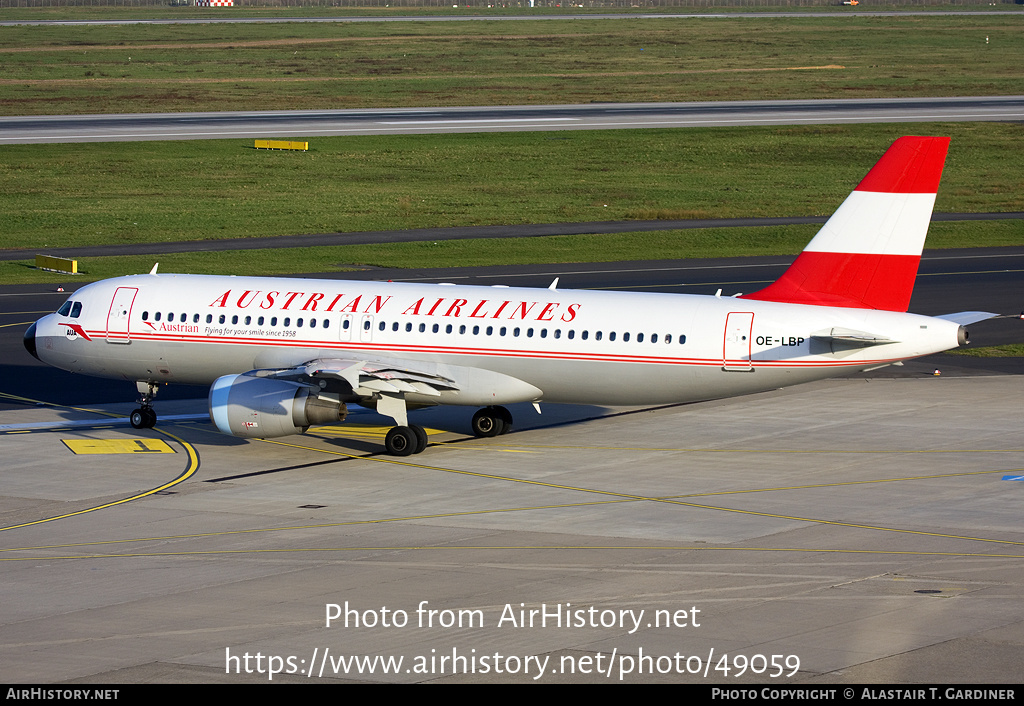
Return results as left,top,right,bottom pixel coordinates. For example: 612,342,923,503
130,380,159,429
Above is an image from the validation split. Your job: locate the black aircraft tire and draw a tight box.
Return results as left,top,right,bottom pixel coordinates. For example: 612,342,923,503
385,426,418,456
130,409,146,429
494,406,513,435
471,408,505,438
409,424,428,454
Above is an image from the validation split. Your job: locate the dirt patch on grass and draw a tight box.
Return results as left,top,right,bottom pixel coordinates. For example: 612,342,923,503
0,65,847,86
0,34,588,53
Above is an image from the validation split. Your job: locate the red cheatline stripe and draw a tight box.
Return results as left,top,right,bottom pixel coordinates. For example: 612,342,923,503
83,329,908,370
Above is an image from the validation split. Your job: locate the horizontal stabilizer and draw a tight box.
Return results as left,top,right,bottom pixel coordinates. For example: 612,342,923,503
936,311,999,326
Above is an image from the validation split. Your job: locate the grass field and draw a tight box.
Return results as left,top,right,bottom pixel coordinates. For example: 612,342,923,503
2,14,1021,114
948,343,1024,357
2,123,1022,253
0,4,1015,21
1,9,1021,285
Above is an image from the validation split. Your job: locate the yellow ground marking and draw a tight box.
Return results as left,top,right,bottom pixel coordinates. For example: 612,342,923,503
506,443,1024,455
260,437,1024,548
0,391,201,533
311,424,445,440
0,321,34,329
0,391,124,419
3,434,1020,560
62,438,175,455
0,499,632,555
3,395,1015,554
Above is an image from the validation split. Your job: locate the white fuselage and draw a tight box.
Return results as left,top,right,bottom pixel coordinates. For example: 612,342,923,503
32,273,962,407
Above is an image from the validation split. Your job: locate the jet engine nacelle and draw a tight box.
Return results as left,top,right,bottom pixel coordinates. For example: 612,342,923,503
209,373,345,439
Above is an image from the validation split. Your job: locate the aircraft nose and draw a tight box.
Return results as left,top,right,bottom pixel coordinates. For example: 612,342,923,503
24,322,40,361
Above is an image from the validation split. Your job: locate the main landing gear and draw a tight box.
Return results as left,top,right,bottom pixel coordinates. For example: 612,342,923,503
471,405,513,438
381,405,513,456
384,424,429,457
130,381,158,430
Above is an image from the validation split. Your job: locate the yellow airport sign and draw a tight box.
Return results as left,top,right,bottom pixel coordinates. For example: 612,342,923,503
36,255,78,275
62,439,176,455
254,139,309,151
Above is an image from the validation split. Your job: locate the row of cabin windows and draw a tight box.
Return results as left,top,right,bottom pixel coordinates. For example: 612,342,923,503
137,311,686,345
347,318,687,345
140,311,331,329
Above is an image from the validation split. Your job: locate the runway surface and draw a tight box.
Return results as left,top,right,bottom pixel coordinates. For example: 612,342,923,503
4,97,1024,144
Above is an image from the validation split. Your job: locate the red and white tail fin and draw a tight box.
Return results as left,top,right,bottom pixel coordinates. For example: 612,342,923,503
742,136,950,312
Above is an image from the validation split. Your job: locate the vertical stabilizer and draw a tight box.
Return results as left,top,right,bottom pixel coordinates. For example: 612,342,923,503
742,136,950,311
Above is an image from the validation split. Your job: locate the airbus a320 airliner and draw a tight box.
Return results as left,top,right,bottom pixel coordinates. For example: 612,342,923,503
24,137,993,455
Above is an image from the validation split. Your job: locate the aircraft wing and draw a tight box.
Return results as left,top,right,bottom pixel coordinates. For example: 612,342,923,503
254,356,461,398
244,354,541,428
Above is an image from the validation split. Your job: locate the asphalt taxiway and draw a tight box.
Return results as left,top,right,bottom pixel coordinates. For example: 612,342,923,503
1,257,1022,683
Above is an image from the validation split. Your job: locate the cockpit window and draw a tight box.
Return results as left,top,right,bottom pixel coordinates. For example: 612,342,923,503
57,300,82,318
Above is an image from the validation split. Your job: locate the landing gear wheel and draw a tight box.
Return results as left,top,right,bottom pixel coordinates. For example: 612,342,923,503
472,407,506,438
494,406,513,435
385,426,418,457
409,424,428,454
130,408,156,429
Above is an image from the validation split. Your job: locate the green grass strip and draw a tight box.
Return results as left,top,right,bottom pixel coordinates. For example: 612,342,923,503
2,124,1022,255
